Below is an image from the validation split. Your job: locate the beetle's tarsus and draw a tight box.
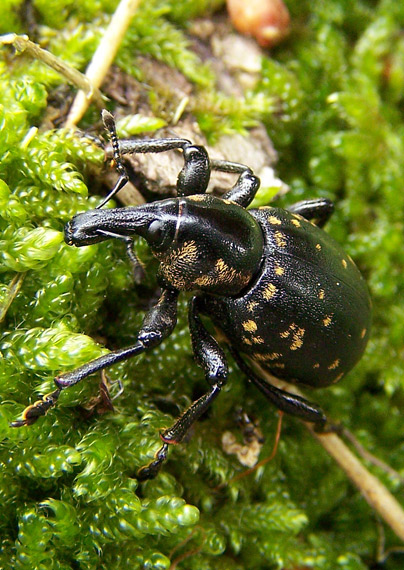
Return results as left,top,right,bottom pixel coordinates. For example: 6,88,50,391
10,388,61,428
136,443,169,481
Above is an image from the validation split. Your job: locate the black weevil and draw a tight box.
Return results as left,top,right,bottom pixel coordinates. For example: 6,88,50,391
12,111,371,479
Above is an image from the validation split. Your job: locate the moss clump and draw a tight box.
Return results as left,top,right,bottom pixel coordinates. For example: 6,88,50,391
1,1,404,569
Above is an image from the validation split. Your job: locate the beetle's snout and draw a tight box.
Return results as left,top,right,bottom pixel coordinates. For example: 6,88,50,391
64,211,107,247
64,219,75,245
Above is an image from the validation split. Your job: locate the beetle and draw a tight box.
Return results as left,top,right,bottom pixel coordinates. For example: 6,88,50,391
12,111,371,479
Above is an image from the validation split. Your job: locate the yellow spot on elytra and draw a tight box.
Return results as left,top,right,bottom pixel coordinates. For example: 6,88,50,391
262,282,277,301
247,301,259,312
290,327,305,350
268,215,282,225
253,352,281,361
318,289,325,300
328,359,340,370
274,231,287,247
243,337,252,346
280,323,305,350
272,362,285,369
361,328,367,338
316,243,322,251
280,322,295,338
313,363,320,369
342,259,348,269
323,315,333,327
275,264,285,276
291,218,301,227
242,320,257,333
252,336,264,344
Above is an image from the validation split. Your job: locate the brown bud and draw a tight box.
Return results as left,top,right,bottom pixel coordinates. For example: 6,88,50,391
226,0,290,48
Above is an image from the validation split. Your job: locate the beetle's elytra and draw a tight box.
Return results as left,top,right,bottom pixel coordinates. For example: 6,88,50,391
12,111,371,479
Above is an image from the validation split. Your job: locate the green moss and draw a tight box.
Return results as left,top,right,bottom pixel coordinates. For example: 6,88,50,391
1,1,404,569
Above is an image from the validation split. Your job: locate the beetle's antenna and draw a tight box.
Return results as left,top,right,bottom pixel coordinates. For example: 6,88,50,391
97,110,129,208
97,111,145,282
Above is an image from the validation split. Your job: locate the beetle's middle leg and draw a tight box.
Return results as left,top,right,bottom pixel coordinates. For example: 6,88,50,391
11,288,179,428
288,198,334,228
137,295,228,480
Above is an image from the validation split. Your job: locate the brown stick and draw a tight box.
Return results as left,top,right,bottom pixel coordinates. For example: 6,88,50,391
308,426,404,541
65,0,141,127
258,366,404,542
0,34,103,107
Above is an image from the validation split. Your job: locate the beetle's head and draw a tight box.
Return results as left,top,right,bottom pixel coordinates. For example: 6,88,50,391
64,201,179,250
64,195,264,296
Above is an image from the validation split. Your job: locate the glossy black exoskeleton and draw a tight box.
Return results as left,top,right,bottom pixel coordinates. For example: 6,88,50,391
12,111,371,479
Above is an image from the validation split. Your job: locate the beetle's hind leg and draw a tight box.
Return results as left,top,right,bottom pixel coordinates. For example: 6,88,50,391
288,198,334,228
229,347,327,426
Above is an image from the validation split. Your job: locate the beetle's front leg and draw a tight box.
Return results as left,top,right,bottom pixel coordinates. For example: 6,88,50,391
101,109,211,202
94,229,145,283
11,288,179,428
137,295,228,480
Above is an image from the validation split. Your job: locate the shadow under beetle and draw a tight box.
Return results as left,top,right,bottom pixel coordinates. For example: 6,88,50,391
12,111,372,480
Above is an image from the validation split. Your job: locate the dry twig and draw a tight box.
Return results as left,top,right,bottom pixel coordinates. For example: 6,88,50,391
257,366,404,542
65,0,142,127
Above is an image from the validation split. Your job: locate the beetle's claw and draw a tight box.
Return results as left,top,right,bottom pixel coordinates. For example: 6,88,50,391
136,443,169,481
9,418,32,428
10,388,61,428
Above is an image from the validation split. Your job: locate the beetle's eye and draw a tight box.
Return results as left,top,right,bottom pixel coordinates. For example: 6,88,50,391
146,219,174,251
148,220,164,243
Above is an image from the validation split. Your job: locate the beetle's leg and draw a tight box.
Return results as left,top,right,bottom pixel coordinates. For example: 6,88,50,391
288,198,334,228
11,288,179,428
137,296,228,480
228,347,327,426
96,229,145,283
211,159,261,208
101,110,210,202
102,111,263,204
